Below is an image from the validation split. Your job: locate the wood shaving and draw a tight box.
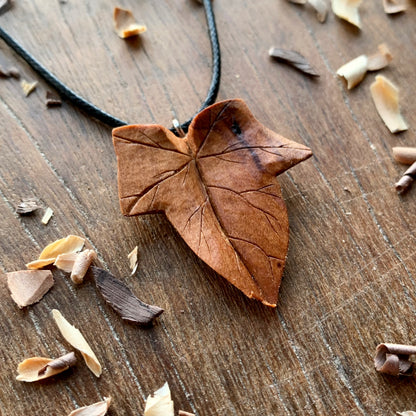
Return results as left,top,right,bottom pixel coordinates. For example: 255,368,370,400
16,198,40,215
144,382,174,416
54,252,79,272
46,91,62,107
307,0,328,22
114,7,147,39
269,48,319,76
7,270,54,308
179,411,195,416
392,147,416,165
337,44,392,89
8,67,20,79
41,207,54,225
395,161,416,194
16,352,76,382
128,246,138,275
52,309,102,377
383,0,406,14
332,0,362,28
367,44,393,71
0,0,12,14
21,79,38,96
71,249,97,284
26,235,85,269
374,343,416,376
370,75,408,133
68,397,111,416
397,412,416,416
92,267,164,326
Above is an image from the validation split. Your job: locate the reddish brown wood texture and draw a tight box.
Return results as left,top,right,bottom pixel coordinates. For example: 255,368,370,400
0,1,415,415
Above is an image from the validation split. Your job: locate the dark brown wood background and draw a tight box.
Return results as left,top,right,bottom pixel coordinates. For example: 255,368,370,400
0,0,415,415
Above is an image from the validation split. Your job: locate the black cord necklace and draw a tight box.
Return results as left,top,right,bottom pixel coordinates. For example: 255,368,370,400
0,0,221,135
0,1,313,307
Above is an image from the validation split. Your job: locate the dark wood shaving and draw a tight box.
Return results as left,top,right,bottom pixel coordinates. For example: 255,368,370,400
46,91,62,107
269,47,319,77
395,162,416,194
374,343,416,376
16,198,40,215
38,352,76,376
92,267,163,326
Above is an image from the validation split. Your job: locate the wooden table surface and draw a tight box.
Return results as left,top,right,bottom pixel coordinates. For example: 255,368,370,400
0,1,415,415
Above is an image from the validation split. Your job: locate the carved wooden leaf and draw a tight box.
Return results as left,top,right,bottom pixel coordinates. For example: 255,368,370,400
112,99,312,306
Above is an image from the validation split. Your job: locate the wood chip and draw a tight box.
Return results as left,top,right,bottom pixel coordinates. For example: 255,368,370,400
0,0,12,14
179,411,195,416
41,207,54,225
392,147,416,165
374,343,416,376
383,0,406,14
26,235,85,269
307,0,328,22
269,48,319,76
7,270,54,308
46,91,62,107
68,397,111,416
395,161,416,194
370,75,408,133
54,252,79,272
332,0,362,28
92,267,164,326
52,309,102,377
114,7,147,39
16,198,40,215
16,352,76,382
128,246,138,275
144,383,174,416
71,249,97,284
337,44,392,89
21,79,38,96
367,43,393,71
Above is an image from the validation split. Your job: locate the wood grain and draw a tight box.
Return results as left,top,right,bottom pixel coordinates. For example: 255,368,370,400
0,0,415,415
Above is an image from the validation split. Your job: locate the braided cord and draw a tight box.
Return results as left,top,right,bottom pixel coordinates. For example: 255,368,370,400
0,0,221,134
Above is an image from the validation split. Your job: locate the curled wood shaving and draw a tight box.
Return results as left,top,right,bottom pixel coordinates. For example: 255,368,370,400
114,7,147,39
68,397,111,416
41,207,54,225
92,267,163,326
144,382,174,416
269,48,319,76
21,79,38,96
7,270,54,308
383,0,406,14
392,147,416,165
395,161,416,194
307,0,328,22
374,343,416,376
370,75,408,133
337,44,392,89
71,249,97,284
16,198,40,215
16,352,76,382
128,246,138,275
52,309,102,377
332,0,362,28
26,235,85,269
54,252,79,273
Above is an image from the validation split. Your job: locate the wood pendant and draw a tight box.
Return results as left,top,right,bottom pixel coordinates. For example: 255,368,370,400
112,99,312,306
